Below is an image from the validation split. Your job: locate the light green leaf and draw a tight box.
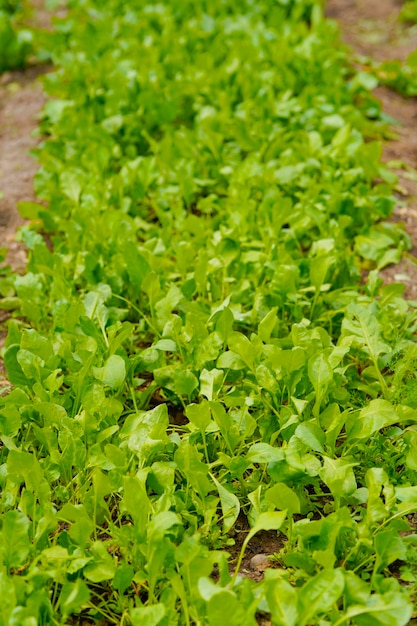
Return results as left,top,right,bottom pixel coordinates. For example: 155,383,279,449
308,352,333,417
319,456,358,498
298,568,344,626
173,368,198,398
84,541,116,583
60,580,91,618
264,573,299,626
1,511,30,569
246,443,285,464
200,368,224,401
211,475,240,532
343,592,412,626
308,352,333,392
246,511,287,545
347,399,399,440
265,483,301,515
295,422,325,453
153,339,177,352
131,604,166,626
258,308,278,343
93,354,126,389
374,529,406,572
185,401,212,432
228,332,258,370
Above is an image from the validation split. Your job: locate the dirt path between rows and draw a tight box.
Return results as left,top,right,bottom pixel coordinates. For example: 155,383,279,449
0,65,46,269
327,0,417,297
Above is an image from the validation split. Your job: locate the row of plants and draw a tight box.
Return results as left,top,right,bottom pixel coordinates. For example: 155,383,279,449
0,0,33,72
1,0,417,623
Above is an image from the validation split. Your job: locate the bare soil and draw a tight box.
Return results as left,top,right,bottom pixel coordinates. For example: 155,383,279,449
0,65,47,269
326,0,417,57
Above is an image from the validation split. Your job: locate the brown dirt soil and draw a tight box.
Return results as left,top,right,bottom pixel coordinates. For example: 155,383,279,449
326,0,417,59
226,514,284,583
0,65,47,269
327,0,417,298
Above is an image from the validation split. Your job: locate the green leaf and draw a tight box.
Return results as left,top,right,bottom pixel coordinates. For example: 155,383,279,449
174,441,211,496
122,472,149,526
84,541,116,583
347,399,399,440
173,368,198,398
228,332,257,370
298,569,344,626
319,456,357,499
0,511,30,569
60,169,84,203
265,483,301,515
295,422,325,453
374,529,406,572
4,344,27,386
215,307,234,343
343,592,412,626
207,590,247,626
153,339,177,352
0,571,16,625
365,468,395,525
245,511,287,545
93,354,126,389
310,254,333,291
308,352,333,392
121,404,169,465
258,308,278,343
200,368,224,401
198,579,248,626
246,443,285,464
264,573,299,626
342,303,391,359
147,511,181,542
60,580,91,618
185,401,212,432
308,352,333,417
7,449,43,492
131,604,166,626
211,475,240,532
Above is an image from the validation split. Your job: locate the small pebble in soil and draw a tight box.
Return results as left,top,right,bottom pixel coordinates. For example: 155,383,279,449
249,553,270,571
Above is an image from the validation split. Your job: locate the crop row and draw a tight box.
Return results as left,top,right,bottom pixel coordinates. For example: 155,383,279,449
1,1,417,624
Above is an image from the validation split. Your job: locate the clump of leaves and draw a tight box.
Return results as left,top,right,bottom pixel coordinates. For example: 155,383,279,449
0,0,21,12
399,0,417,23
374,51,417,97
0,0,32,72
